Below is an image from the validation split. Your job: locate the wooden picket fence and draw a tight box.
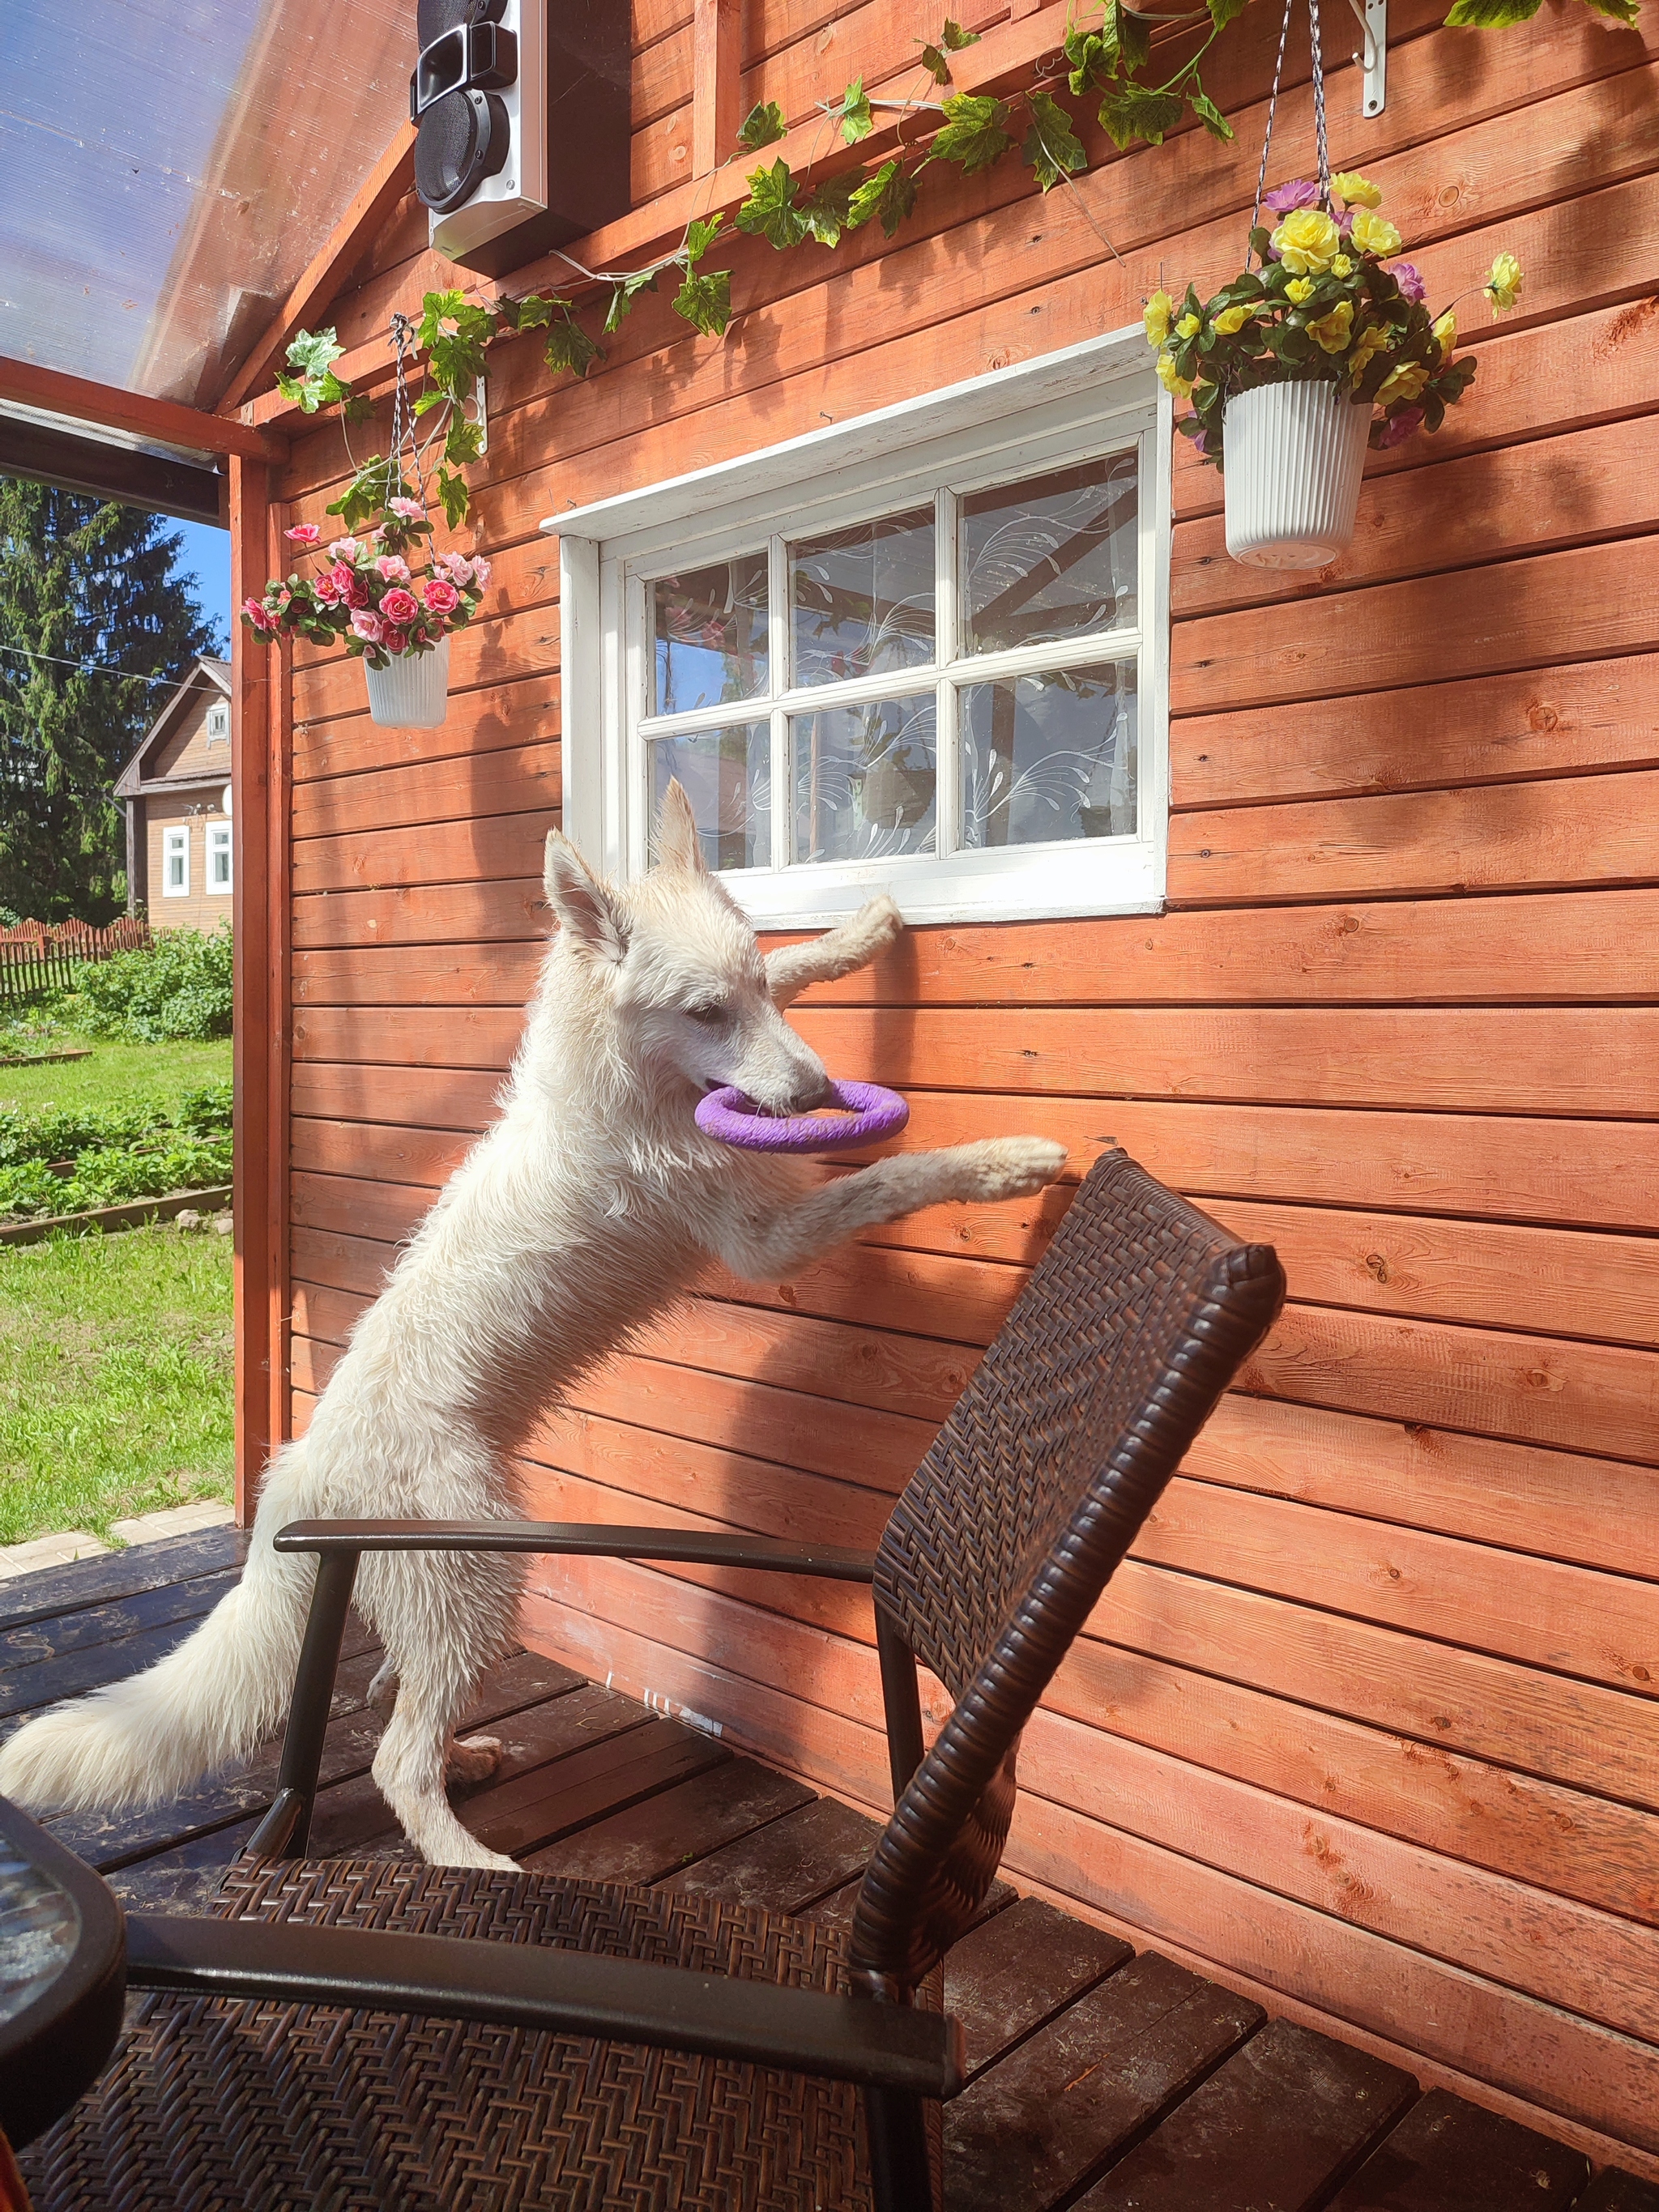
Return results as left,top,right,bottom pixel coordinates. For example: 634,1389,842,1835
0,918,150,1008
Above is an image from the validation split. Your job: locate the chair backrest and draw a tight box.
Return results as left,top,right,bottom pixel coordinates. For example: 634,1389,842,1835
847,1150,1285,1997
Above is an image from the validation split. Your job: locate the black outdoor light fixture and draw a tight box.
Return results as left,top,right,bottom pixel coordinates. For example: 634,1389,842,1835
411,0,630,279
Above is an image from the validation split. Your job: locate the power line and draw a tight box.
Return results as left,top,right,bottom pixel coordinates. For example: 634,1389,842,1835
0,641,179,688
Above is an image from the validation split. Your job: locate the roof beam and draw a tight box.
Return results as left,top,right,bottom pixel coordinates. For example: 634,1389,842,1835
217,121,419,417
0,415,227,527
0,356,286,465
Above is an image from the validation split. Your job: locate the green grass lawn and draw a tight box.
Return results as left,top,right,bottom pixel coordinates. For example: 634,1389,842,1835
0,1032,237,1545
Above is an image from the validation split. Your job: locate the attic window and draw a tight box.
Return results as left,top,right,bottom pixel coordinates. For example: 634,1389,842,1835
206,701,230,745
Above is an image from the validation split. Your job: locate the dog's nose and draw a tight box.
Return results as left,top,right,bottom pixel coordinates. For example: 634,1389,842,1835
787,1072,836,1114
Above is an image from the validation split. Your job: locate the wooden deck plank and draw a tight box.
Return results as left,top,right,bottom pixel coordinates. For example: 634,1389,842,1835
488,1717,731,1862
1073,2018,1418,2211
0,1525,243,1635
655,1791,885,1912
1328,2088,1592,2208
942,1894,1132,2082
0,1566,241,1676
1578,2172,1659,2211
528,1754,812,1886
945,1954,1265,2212
0,1600,279,1726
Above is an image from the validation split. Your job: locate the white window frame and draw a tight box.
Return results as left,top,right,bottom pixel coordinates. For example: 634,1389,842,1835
161,824,190,897
207,820,233,893
205,699,230,744
547,326,1171,927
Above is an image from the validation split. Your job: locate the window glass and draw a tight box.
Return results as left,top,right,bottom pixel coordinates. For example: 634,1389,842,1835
206,702,229,744
163,828,188,893
652,555,768,715
650,724,771,871
960,663,1137,849
207,825,232,889
791,696,937,864
961,454,1137,656
790,509,935,688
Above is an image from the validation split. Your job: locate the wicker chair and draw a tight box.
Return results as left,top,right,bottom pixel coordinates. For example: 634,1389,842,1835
22,1150,1283,2212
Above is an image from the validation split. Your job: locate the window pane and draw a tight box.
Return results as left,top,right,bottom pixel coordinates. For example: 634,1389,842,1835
650,724,771,871
652,555,768,714
960,663,1137,850
790,508,935,688
961,454,1137,656
791,696,936,863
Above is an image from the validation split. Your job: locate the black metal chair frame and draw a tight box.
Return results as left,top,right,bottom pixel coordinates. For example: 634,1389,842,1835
65,1151,1286,2212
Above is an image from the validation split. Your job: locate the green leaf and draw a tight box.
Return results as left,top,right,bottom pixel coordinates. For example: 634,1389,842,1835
416,290,467,349
1188,87,1234,140
412,388,449,416
1578,0,1639,17
1442,0,1542,19
919,40,953,83
444,417,486,467
603,268,660,334
800,167,867,246
1064,26,1112,94
672,265,733,338
940,17,979,47
846,156,919,237
284,328,345,379
1207,0,1252,25
737,100,788,149
1098,81,1183,150
435,467,471,531
929,91,1014,174
683,213,727,268
1021,90,1086,190
505,293,557,331
1111,1,1153,74
736,158,808,248
544,312,602,378
838,76,874,143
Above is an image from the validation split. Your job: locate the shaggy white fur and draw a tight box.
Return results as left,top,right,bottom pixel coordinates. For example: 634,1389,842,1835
0,786,1065,1866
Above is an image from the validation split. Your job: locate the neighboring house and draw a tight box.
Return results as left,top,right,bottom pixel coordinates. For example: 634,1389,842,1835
113,656,233,926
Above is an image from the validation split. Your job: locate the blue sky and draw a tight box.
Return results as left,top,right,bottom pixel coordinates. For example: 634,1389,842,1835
172,518,232,650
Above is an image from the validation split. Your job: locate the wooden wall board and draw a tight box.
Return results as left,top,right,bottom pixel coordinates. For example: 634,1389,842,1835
292,941,544,1007
290,811,556,899
292,676,560,787
290,742,559,843
289,878,547,953
288,1062,503,1129
292,600,560,719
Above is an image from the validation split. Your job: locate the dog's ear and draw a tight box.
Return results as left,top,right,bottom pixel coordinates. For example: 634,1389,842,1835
655,778,707,876
544,830,628,963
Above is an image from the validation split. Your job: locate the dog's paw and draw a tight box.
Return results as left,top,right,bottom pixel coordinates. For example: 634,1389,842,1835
446,1734,505,1786
854,892,904,949
955,1136,1068,1201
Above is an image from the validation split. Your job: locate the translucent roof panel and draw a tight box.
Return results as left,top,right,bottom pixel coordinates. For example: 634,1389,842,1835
0,0,411,407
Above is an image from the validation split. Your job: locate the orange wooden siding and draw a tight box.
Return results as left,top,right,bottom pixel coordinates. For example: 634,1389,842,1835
273,0,1659,2174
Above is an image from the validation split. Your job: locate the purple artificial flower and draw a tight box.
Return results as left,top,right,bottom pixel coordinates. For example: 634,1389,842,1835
1376,406,1425,450
1389,261,1427,302
1191,428,1209,456
1262,177,1320,215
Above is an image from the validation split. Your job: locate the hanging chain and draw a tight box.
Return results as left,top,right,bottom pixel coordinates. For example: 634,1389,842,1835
389,309,420,509
1248,0,1296,265
1308,0,1332,210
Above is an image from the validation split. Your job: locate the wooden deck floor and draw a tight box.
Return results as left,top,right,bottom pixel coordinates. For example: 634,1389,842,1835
5,1524,1656,2212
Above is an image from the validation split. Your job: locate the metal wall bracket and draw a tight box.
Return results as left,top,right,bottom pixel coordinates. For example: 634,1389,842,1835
1347,0,1386,116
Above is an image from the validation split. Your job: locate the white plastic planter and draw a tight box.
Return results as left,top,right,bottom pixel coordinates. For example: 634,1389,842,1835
1222,381,1371,569
363,636,450,728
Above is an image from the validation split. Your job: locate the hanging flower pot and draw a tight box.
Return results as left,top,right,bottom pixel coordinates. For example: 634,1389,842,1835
364,634,451,728
1222,379,1372,569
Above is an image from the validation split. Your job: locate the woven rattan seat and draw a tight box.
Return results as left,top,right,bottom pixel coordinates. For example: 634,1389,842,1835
11,1152,1285,2211
23,1859,881,2211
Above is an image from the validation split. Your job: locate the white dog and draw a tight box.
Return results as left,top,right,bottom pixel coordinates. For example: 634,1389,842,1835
0,786,1064,1868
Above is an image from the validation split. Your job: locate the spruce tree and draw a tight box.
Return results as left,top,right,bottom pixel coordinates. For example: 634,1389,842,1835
0,483,222,922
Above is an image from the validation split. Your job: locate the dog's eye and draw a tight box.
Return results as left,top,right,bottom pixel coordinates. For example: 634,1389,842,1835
686,1003,727,1026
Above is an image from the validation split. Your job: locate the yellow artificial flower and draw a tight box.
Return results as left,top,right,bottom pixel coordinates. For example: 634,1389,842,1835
1350,209,1403,259
1213,304,1253,335
1271,207,1341,275
1432,309,1457,364
1332,171,1382,210
1307,300,1355,355
1349,324,1391,381
1285,276,1316,305
1155,352,1194,399
1376,360,1431,406
1175,313,1201,339
1143,290,1174,347
1332,254,1354,279
1485,251,1524,313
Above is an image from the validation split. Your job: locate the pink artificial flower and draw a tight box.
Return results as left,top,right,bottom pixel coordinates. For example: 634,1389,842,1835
312,572,341,607
442,552,475,586
1389,261,1427,302
1375,407,1425,450
270,583,292,613
1262,177,1319,215
379,586,420,625
382,626,408,656
469,556,491,589
389,497,425,520
241,597,273,633
335,565,370,609
327,536,361,563
375,554,412,584
351,609,385,645
284,522,322,545
422,576,460,616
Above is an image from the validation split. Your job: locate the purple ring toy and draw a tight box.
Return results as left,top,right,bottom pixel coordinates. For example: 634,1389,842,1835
695,1078,909,1154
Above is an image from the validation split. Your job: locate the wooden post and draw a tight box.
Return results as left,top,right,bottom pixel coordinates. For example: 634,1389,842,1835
228,456,291,1525
692,0,743,178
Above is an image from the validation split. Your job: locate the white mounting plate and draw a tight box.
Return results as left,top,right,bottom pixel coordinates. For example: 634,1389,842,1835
1350,0,1387,116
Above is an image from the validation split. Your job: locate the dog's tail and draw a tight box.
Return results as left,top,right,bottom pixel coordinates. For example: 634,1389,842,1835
0,1440,322,1813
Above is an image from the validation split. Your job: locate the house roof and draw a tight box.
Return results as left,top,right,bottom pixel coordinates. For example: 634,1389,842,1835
113,656,232,800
